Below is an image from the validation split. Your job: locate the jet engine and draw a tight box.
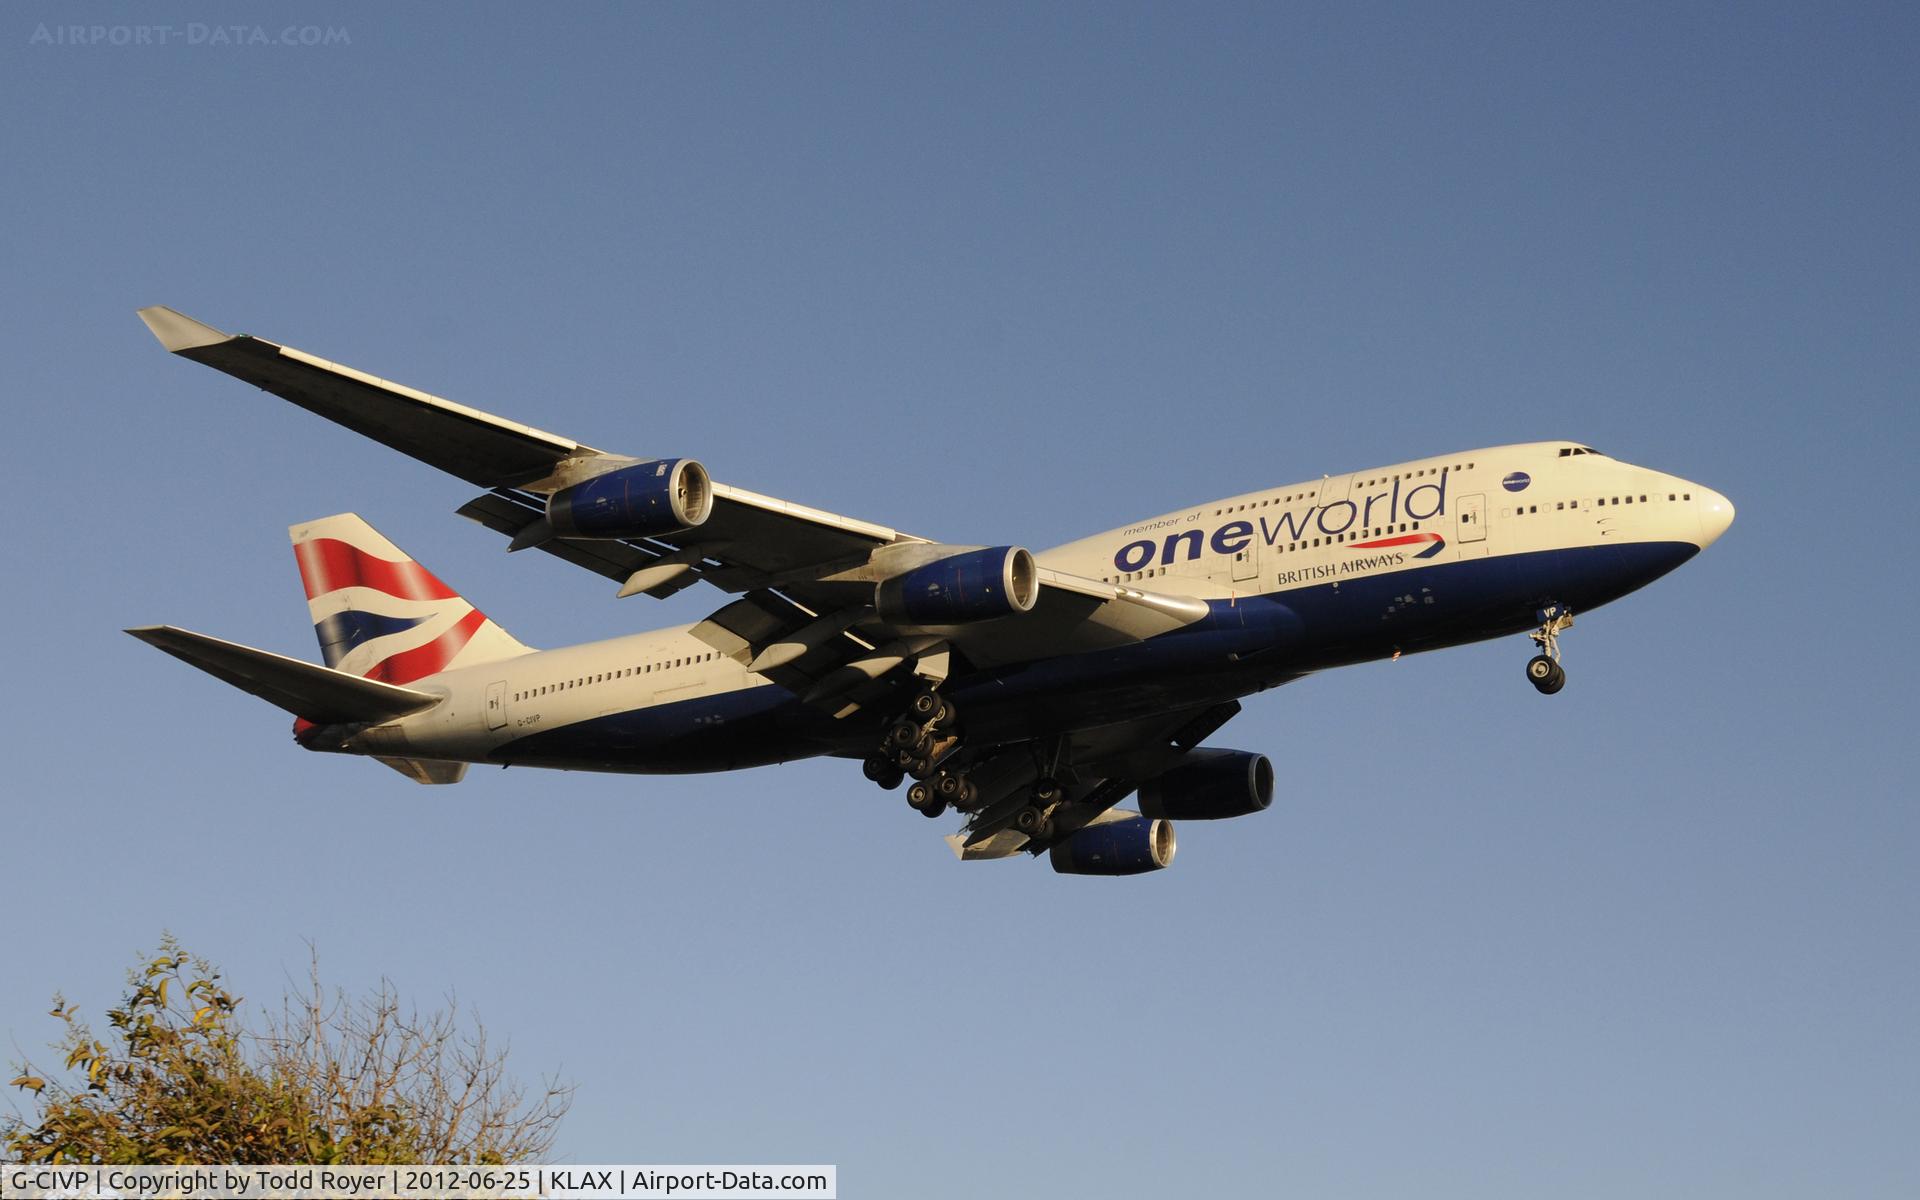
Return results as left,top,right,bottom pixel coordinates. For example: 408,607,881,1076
1137,749,1273,821
547,458,713,539
874,545,1038,625
1048,813,1177,875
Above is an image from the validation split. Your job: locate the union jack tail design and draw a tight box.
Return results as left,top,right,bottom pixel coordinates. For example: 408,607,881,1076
289,514,533,684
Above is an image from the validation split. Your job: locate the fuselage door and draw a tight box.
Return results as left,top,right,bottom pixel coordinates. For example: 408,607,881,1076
1457,493,1487,543
485,680,509,731
1230,539,1259,582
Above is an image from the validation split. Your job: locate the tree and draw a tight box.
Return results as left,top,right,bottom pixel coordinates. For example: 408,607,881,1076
4,938,571,1165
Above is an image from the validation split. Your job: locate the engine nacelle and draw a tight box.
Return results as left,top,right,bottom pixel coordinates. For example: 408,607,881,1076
1049,813,1177,876
548,458,713,540
874,546,1038,625
1137,749,1273,821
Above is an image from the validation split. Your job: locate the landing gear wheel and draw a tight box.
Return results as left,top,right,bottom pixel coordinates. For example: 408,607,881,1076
1013,805,1046,834
1524,605,1575,695
907,781,936,812
908,756,937,781
888,719,923,750
934,772,967,802
932,699,958,731
863,753,905,789
908,690,942,721
1031,777,1062,805
919,797,948,819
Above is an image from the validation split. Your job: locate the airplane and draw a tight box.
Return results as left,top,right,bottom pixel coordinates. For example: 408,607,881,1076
128,306,1735,876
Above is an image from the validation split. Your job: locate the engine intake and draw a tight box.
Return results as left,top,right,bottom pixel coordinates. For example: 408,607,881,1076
1137,749,1273,821
548,458,713,540
1049,813,1177,876
875,546,1038,625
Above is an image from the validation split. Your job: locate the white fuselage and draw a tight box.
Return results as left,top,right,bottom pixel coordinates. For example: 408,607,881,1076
352,442,1732,772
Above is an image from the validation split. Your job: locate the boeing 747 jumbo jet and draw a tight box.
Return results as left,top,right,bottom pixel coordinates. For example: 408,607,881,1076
131,307,1734,875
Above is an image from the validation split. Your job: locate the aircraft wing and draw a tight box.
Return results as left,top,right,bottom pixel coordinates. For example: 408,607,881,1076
138,306,596,490
140,307,1209,705
943,700,1252,860
137,306,920,589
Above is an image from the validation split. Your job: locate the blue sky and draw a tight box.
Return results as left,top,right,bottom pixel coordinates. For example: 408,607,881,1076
3,3,1915,1196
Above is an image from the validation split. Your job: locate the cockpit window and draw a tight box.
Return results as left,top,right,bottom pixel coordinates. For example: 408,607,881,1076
1557,445,1607,457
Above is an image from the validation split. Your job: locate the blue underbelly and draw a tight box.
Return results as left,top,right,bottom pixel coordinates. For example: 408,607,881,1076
493,541,1697,773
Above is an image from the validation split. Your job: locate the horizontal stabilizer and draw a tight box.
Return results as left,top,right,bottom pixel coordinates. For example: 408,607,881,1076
127,625,442,724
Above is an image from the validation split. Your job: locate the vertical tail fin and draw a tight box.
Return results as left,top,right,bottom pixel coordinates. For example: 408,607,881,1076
290,514,533,684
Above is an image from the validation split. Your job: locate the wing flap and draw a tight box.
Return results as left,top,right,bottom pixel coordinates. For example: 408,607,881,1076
688,592,892,711
127,625,442,724
948,702,1251,857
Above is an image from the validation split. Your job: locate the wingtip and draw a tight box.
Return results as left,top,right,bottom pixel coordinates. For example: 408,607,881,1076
137,305,232,353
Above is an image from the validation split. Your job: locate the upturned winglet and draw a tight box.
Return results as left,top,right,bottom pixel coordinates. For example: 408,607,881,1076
136,305,232,353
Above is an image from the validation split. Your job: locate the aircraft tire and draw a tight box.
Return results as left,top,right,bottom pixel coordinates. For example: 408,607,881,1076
888,719,923,750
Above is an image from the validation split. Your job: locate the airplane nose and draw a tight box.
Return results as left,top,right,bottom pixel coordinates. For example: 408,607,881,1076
1696,487,1735,547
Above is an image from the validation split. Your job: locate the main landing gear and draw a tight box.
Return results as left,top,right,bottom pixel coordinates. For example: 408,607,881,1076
1525,606,1574,695
868,686,971,818
1011,777,1062,841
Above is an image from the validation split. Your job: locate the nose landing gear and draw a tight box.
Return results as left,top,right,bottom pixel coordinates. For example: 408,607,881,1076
1525,606,1574,695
